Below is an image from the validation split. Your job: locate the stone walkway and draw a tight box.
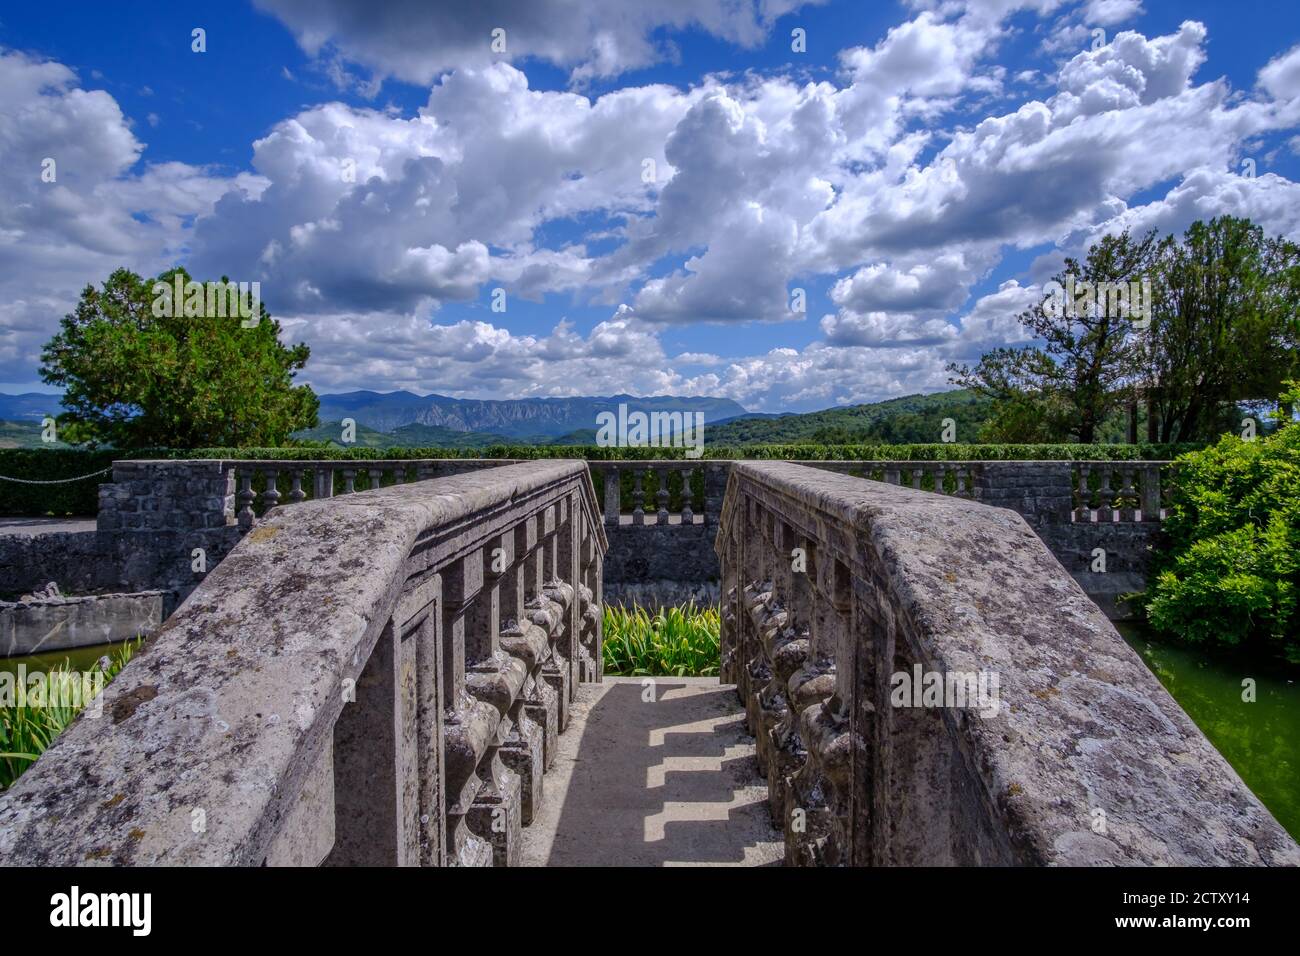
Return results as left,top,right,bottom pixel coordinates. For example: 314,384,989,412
0,516,96,536
521,676,785,866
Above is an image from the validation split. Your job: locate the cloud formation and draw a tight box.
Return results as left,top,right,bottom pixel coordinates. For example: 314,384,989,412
3,0,1300,412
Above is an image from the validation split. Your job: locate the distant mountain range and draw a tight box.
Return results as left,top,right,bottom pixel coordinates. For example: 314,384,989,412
0,392,65,423
0,390,755,448
314,391,751,439
0,388,1005,449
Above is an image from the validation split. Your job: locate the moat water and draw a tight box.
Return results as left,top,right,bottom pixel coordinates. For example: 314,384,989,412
1116,622,1300,841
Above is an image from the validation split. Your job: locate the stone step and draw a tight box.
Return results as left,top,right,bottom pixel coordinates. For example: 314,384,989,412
521,677,784,866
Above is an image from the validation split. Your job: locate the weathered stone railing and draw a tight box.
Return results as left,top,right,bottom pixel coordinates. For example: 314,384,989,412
7,456,1175,618
800,460,983,498
716,461,1298,866
809,459,1171,524
0,461,606,866
1069,460,1168,522
586,460,728,526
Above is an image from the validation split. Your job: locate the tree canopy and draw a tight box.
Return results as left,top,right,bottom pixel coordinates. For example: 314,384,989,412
949,217,1300,444
40,267,318,449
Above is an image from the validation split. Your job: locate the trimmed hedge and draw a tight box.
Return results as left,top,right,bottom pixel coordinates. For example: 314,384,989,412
0,442,1198,517
0,448,171,517
181,441,1196,461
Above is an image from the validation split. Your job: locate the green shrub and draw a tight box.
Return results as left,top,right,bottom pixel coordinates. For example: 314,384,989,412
0,448,138,516
602,604,720,677
1145,389,1300,662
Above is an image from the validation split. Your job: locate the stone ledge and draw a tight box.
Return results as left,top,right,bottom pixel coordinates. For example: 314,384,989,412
720,461,1299,866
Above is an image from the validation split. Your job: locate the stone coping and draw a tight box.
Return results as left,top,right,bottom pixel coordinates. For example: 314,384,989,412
0,460,603,865
719,461,1298,865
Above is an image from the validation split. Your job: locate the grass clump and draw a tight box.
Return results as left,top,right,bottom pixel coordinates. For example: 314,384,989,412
0,637,141,790
602,604,720,677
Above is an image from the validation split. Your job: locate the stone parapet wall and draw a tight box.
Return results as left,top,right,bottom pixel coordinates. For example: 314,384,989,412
2,458,1171,619
0,590,166,656
715,460,1297,866
0,461,607,867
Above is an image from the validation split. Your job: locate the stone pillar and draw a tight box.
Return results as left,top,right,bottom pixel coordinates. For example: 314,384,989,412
327,620,421,865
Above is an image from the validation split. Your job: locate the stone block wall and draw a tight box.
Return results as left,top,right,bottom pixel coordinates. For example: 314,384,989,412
971,461,1075,526
1,591,166,656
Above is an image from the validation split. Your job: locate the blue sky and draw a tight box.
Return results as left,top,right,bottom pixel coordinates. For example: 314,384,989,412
2,0,1299,411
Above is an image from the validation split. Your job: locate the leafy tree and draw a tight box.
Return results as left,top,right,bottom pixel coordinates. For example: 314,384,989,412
949,230,1161,443
1136,216,1300,442
40,267,318,448
1145,383,1300,662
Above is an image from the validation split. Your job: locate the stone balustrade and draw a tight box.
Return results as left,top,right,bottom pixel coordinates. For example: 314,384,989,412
585,460,728,526
0,461,606,866
1070,460,1168,522
715,461,1298,866
4,456,1177,617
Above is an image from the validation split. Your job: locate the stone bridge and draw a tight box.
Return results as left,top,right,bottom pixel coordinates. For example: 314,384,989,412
0,459,1296,866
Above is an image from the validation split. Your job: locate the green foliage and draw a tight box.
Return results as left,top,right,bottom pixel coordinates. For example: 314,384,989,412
0,448,169,516
1137,216,1300,442
1145,384,1300,661
952,216,1300,445
951,230,1161,443
39,267,318,449
602,604,720,677
0,637,141,790
703,390,992,445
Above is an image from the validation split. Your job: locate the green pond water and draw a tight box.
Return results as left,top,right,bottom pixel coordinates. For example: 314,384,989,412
1116,622,1300,841
0,642,120,680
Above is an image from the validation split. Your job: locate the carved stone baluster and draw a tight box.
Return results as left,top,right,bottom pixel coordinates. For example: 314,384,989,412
488,523,547,833
1074,464,1091,522
632,468,646,525
259,469,280,513
954,464,969,497
1141,464,1162,522
656,467,670,523
236,468,256,529
459,539,525,866
289,469,306,503
369,467,383,492
1118,466,1137,522
601,465,620,526
782,540,838,865
1095,466,1114,522
884,464,901,486
910,467,924,490
440,555,495,868
576,510,603,683
788,554,856,866
680,466,695,524
342,468,356,495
